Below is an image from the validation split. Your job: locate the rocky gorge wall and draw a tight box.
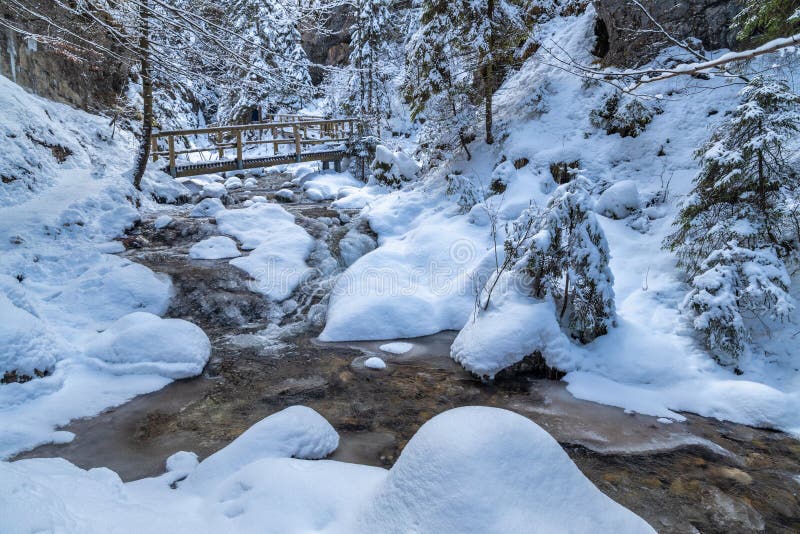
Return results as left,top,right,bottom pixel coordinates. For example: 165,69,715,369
0,3,129,112
592,0,745,66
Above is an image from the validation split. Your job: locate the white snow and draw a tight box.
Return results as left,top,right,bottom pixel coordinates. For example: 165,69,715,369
216,203,314,300
224,176,243,190
274,188,295,202
318,9,800,435
189,236,241,260
595,180,641,219
84,312,211,379
154,214,173,229
1,406,652,533
379,342,413,354
301,171,364,200
190,197,226,218
201,181,227,199
0,74,209,457
364,356,387,369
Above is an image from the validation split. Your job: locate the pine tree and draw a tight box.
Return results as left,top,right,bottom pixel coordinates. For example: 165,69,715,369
665,76,800,361
405,0,522,155
218,0,312,123
522,177,616,343
347,0,393,132
734,0,800,46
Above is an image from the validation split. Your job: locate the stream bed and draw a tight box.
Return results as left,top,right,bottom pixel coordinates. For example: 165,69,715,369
15,170,800,533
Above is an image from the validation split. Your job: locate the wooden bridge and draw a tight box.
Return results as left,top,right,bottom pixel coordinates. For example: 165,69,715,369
151,116,359,178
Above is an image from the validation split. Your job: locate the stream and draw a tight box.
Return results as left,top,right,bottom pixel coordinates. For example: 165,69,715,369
15,169,800,533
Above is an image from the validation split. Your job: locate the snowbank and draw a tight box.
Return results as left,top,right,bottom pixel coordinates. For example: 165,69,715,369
320,190,493,341
595,180,641,219
216,203,314,300
0,73,209,456
1,406,652,533
84,312,210,379
358,407,653,533
189,236,241,259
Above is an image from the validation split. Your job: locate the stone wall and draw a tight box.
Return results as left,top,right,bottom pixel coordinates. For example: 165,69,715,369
592,0,744,67
0,3,130,111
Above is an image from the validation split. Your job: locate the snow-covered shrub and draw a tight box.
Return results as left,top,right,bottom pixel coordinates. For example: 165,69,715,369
665,76,800,362
371,145,420,187
685,244,793,365
445,172,485,212
590,92,659,138
521,177,615,343
489,160,515,194
595,180,641,219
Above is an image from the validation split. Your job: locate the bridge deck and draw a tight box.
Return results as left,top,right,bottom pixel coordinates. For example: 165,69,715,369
167,149,347,178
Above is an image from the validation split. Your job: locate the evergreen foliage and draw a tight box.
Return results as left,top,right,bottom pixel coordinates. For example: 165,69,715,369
520,177,616,343
734,0,800,45
665,76,800,361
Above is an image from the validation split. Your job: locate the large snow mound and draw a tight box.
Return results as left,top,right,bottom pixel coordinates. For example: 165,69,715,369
84,312,211,379
357,406,653,533
184,405,339,488
1,406,651,533
216,203,314,300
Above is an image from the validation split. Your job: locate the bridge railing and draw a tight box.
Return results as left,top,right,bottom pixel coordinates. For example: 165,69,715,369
150,118,358,177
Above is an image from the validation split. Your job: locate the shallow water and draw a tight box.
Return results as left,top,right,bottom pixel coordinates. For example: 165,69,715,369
15,170,800,533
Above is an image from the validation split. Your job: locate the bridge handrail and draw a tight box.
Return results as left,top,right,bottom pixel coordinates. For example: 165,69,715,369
151,117,361,177
152,117,359,138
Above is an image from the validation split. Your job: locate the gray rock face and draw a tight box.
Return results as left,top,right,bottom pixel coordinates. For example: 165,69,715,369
592,0,744,67
301,6,354,85
0,3,129,111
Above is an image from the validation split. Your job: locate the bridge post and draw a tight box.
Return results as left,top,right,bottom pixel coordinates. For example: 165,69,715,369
334,159,342,173
151,136,159,162
236,130,243,170
293,123,301,163
168,135,176,178
322,161,329,170
217,132,224,160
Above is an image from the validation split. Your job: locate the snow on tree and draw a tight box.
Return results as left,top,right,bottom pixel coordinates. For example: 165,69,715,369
665,75,800,362
734,0,800,45
520,176,615,343
217,0,312,123
346,0,393,132
684,243,793,365
404,0,523,155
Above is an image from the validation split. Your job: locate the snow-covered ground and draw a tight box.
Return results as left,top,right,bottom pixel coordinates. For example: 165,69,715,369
1,406,654,533
0,76,209,458
319,9,800,435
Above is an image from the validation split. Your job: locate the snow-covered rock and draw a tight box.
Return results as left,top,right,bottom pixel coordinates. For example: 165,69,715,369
184,406,339,489
201,182,227,199
338,229,377,267
244,177,258,188
301,173,364,200
379,342,412,354
154,215,173,229
189,236,241,260
140,171,191,204
0,291,62,377
190,197,226,218
224,176,243,190
595,180,641,219
306,188,325,202
372,145,420,186
364,357,386,369
274,188,295,202
451,287,573,378
251,195,267,203
357,407,654,533
84,312,211,379
216,203,314,300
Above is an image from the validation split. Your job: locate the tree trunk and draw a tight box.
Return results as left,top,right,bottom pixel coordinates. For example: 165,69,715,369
484,0,494,145
132,0,152,190
560,272,570,320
